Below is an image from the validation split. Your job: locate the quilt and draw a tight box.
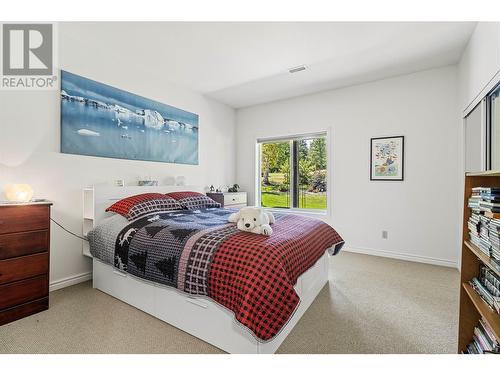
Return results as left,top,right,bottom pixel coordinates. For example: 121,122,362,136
102,208,343,340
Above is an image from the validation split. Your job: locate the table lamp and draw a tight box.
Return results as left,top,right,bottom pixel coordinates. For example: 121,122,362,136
4,184,34,203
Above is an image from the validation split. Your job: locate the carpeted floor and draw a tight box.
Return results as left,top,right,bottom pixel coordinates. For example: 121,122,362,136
0,252,460,354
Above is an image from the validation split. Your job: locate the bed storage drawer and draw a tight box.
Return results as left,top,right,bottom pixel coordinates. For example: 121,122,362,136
296,252,329,300
0,253,49,285
0,205,50,235
0,274,49,310
0,230,49,260
93,259,258,353
93,259,155,315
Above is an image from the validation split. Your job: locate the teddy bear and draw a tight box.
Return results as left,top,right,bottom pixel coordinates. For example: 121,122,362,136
228,207,275,236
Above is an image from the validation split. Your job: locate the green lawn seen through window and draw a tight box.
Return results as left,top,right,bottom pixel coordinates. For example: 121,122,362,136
261,173,327,210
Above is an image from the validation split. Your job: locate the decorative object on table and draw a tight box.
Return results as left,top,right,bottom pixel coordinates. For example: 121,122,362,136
209,185,215,192
228,207,275,236
207,191,247,208
4,184,34,202
60,70,199,165
175,176,186,186
114,179,125,187
0,201,52,326
138,180,158,186
227,184,240,193
370,136,404,181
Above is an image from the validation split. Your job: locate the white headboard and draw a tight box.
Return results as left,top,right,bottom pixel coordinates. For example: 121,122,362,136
82,185,203,257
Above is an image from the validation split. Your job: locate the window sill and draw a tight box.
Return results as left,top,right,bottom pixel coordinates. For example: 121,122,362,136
263,207,329,219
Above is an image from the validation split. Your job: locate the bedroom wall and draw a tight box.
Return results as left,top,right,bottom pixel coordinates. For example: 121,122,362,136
458,22,500,112
0,25,236,289
235,65,461,267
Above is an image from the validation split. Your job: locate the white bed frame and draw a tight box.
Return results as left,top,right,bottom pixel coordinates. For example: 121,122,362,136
83,185,330,354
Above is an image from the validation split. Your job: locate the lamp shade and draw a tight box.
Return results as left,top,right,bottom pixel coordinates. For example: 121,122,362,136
4,184,34,203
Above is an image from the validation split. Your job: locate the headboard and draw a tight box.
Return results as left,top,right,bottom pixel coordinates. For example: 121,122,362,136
82,185,203,257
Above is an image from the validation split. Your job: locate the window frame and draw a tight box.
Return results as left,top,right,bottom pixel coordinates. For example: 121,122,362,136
255,129,332,218
487,82,500,170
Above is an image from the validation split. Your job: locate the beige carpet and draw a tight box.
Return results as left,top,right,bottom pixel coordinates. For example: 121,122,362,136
0,252,459,354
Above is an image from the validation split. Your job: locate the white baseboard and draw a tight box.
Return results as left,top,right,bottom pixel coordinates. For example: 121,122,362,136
49,272,93,292
343,246,458,269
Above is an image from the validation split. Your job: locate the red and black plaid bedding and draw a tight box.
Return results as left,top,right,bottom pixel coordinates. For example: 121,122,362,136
112,208,343,341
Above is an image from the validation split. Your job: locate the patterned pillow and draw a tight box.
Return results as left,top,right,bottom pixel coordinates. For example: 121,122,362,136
106,193,182,218
126,198,184,220
166,191,221,210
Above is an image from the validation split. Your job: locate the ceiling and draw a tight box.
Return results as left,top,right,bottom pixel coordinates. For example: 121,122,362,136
61,22,476,108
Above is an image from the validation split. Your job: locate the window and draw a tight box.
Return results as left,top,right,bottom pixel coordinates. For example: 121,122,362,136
257,133,328,212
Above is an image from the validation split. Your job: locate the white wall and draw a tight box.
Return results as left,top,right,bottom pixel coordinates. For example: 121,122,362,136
0,25,236,289
459,22,500,112
236,66,461,267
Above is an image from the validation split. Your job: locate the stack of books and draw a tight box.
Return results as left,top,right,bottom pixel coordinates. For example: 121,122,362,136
479,215,492,256
480,265,500,313
468,212,481,248
468,187,500,263
468,187,482,212
489,218,500,265
469,266,500,314
480,187,500,218
465,318,500,354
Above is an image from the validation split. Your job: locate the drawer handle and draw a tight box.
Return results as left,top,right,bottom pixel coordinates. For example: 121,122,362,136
232,198,236,201
186,298,208,309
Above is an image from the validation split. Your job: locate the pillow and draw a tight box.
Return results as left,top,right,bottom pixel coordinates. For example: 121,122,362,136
126,198,184,220
166,191,221,210
106,193,183,218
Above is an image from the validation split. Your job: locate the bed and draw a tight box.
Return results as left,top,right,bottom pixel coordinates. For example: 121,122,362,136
82,185,344,353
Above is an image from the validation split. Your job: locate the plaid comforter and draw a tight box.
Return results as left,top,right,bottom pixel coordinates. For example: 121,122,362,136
112,208,343,341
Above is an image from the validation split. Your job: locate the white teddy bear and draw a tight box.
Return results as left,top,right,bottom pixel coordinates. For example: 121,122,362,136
228,207,275,236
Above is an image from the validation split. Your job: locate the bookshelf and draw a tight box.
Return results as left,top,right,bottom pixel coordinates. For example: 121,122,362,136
458,170,500,352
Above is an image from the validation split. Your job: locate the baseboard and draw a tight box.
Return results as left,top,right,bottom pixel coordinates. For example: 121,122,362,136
49,272,93,292
343,246,458,269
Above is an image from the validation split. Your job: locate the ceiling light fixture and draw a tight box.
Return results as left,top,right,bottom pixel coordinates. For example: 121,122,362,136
288,65,307,74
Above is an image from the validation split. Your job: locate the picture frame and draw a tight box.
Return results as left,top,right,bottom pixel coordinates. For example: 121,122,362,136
370,136,404,181
60,70,199,165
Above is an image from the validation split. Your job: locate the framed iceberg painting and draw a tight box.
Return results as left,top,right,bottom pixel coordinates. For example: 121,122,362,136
60,70,199,165
370,136,404,181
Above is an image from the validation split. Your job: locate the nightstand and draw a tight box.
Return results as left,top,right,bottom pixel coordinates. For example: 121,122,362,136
0,202,52,325
207,192,247,208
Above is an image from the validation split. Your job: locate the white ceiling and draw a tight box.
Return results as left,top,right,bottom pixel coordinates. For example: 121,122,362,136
61,22,476,108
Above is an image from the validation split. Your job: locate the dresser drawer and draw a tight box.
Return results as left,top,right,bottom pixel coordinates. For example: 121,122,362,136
0,205,50,235
0,253,49,285
0,274,48,310
0,297,48,325
224,193,247,206
0,230,49,260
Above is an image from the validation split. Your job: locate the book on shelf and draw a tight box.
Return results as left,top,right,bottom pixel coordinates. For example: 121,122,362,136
469,266,500,314
480,187,500,195
484,211,500,219
465,318,500,354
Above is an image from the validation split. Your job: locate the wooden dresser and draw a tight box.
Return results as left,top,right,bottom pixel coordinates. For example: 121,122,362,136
207,192,247,209
0,202,52,325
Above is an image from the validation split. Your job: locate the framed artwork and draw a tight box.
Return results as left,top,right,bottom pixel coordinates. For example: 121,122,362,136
370,136,404,181
60,70,199,165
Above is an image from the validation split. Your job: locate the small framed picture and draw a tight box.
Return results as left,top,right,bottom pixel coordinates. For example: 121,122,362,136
370,136,404,181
